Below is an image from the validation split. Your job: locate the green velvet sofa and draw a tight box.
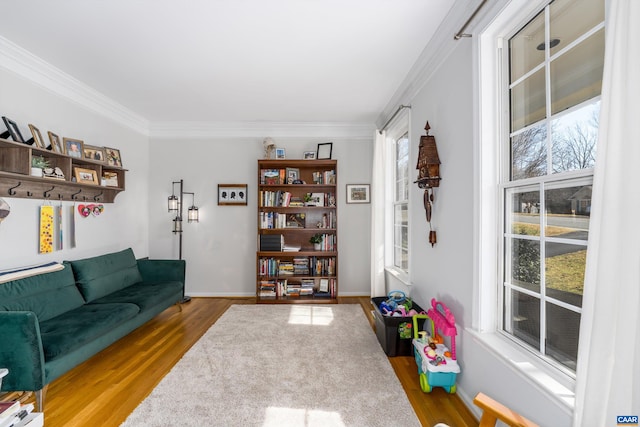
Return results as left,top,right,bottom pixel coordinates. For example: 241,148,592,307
0,248,185,410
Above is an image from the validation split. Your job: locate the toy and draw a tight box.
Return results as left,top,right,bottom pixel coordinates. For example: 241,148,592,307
411,298,460,393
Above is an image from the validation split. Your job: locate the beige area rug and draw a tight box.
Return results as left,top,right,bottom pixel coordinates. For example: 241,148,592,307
121,304,421,427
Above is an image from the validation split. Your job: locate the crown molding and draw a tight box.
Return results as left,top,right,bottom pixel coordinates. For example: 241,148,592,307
149,121,376,140
0,36,149,135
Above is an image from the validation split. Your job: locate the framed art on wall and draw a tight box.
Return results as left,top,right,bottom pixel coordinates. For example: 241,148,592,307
346,184,370,203
218,184,248,205
316,142,333,159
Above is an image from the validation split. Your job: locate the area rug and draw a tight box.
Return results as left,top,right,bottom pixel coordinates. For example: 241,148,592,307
121,304,421,427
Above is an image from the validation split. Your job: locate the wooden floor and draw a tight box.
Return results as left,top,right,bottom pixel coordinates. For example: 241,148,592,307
13,297,478,426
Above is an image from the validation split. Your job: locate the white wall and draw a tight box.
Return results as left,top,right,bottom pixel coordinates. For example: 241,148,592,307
403,38,572,426
0,69,150,268
147,135,372,297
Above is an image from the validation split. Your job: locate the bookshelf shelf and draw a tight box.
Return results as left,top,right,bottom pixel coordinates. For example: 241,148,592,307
256,159,338,303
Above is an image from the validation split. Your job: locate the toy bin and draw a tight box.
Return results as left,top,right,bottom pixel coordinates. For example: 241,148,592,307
411,299,460,393
371,296,425,357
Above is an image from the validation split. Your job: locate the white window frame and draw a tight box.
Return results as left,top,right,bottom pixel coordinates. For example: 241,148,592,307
384,112,410,282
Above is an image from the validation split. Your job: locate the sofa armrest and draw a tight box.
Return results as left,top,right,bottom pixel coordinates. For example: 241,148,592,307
0,311,46,392
137,259,186,284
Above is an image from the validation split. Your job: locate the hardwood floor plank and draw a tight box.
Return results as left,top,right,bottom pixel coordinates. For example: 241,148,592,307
23,297,477,426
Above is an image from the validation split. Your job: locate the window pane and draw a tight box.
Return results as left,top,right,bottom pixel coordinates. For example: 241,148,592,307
550,29,604,115
545,243,586,304
511,68,546,132
511,122,547,179
509,10,545,82
550,0,604,51
544,184,591,239
396,134,409,202
546,302,580,370
394,204,408,270
506,290,540,349
507,189,541,236
508,238,540,292
552,101,599,173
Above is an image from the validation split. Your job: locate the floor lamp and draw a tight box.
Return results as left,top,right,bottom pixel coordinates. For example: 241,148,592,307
168,179,199,303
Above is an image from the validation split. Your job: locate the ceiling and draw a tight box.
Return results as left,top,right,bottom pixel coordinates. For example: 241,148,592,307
0,1,455,126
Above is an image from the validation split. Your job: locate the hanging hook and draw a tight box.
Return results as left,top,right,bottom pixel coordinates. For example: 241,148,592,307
27,191,33,197
71,189,82,200
43,186,55,198
8,182,21,195
93,191,103,201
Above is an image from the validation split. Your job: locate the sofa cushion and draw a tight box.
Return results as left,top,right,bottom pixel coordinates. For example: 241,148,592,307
0,265,85,322
39,302,140,359
89,281,183,313
70,248,143,302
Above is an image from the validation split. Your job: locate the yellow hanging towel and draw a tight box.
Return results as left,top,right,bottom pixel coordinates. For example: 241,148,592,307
39,205,54,253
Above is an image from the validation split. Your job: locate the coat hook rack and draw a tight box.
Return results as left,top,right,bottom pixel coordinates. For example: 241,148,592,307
71,189,82,200
8,182,21,196
94,191,103,201
44,186,55,198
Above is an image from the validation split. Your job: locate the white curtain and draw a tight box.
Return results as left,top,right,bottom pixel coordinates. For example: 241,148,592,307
371,130,386,297
573,1,640,425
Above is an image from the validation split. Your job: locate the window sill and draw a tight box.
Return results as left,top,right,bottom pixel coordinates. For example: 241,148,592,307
466,328,576,415
385,267,410,286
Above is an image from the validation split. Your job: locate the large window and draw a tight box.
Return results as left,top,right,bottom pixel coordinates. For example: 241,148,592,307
501,0,604,372
393,132,409,272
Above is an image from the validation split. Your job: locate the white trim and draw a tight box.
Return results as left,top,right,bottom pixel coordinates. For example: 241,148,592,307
0,36,149,135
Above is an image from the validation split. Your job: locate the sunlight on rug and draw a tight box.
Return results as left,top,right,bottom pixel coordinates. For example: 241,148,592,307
120,304,421,427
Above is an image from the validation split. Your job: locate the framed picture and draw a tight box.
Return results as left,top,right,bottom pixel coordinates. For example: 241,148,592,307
63,137,84,158
28,124,46,149
2,116,25,143
275,148,286,159
83,144,106,163
104,147,123,167
74,167,99,185
285,167,299,184
218,184,248,205
346,184,370,204
48,132,63,154
316,142,333,160
303,151,316,160
102,171,119,187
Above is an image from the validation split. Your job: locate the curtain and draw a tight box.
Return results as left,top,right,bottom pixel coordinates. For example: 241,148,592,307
573,1,640,425
371,130,386,297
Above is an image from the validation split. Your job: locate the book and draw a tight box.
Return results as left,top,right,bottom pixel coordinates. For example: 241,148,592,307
0,402,21,421
259,234,283,251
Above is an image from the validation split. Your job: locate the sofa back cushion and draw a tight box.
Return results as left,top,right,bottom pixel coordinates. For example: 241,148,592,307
70,248,143,302
0,265,85,321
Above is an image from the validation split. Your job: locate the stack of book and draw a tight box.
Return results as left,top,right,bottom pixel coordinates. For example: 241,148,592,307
259,234,283,251
0,401,42,427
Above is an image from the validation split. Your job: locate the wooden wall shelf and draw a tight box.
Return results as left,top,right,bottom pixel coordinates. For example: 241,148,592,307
0,138,126,203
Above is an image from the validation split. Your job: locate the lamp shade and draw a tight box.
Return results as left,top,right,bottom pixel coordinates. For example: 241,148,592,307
188,206,199,223
173,216,183,233
168,195,179,212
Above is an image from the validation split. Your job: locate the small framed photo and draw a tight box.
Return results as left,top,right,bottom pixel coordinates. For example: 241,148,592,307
28,124,47,149
74,167,99,185
48,132,63,153
83,144,106,163
218,184,248,205
285,167,300,184
275,148,286,159
303,151,316,160
346,184,370,204
63,137,84,158
102,171,119,187
316,142,333,160
104,147,123,167
2,116,25,143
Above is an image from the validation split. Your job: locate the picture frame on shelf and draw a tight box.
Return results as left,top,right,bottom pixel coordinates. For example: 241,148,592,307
102,171,119,187
83,144,106,163
285,167,300,184
2,116,25,143
104,147,123,167
316,142,333,160
28,124,47,149
303,151,316,160
346,184,370,204
275,148,286,159
48,131,63,153
74,167,99,185
218,184,248,205
63,137,84,158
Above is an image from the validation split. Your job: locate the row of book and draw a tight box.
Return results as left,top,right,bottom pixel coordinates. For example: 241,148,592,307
0,400,42,427
259,190,336,207
311,170,336,185
258,256,336,277
259,278,337,299
260,169,336,185
259,212,307,229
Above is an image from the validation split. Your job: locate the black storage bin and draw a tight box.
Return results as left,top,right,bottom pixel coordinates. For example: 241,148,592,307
372,297,425,357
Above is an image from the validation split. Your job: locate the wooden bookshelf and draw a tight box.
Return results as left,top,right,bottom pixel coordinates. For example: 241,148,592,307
257,159,338,303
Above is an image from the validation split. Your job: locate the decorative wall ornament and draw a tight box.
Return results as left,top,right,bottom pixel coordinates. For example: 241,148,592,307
0,198,10,223
414,121,441,247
